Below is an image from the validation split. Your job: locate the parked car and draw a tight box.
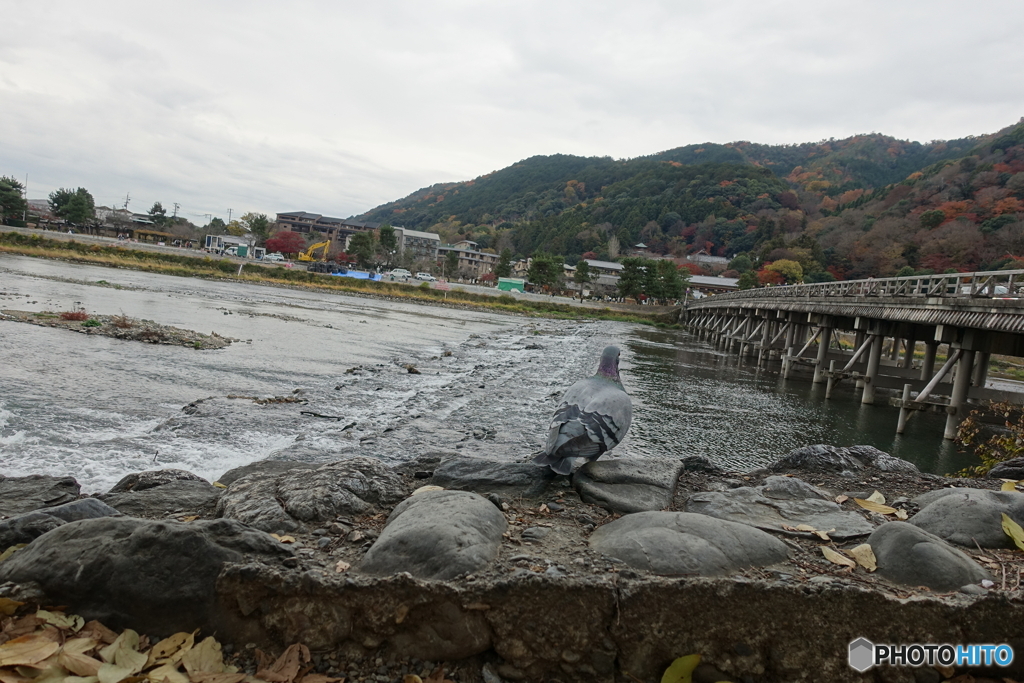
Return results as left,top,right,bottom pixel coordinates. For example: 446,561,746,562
415,272,436,281
263,253,286,262
388,268,412,278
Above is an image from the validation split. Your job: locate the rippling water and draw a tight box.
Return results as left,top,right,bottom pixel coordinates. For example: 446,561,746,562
0,254,973,491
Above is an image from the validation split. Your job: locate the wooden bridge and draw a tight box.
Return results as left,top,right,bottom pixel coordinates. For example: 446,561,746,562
682,270,1024,439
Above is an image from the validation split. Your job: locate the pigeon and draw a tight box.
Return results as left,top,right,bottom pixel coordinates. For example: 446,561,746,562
533,345,632,475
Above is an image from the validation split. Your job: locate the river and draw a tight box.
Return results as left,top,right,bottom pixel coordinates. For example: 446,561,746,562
0,254,973,492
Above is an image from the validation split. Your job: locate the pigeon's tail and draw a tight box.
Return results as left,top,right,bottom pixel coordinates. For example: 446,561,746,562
532,451,574,476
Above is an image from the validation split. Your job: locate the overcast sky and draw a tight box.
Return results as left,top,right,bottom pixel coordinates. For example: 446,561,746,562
2,1,1023,224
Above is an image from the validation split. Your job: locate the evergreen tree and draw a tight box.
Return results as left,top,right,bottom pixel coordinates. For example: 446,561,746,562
49,187,95,225
0,176,27,226
496,248,513,278
617,257,647,301
527,252,562,289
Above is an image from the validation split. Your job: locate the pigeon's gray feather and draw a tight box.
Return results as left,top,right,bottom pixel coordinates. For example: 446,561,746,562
533,346,632,474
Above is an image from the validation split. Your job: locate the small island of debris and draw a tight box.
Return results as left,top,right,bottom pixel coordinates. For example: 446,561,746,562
0,309,232,350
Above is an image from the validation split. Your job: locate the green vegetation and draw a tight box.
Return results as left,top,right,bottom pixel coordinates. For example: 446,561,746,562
955,402,1024,477
48,187,96,225
0,176,27,226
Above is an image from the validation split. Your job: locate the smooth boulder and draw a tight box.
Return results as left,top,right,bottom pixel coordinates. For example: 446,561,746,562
989,457,1024,480
101,480,222,517
216,460,319,488
359,490,507,580
687,476,873,540
108,468,208,493
0,517,291,635
430,457,564,499
572,458,683,514
217,457,405,532
869,522,990,591
910,488,1024,548
769,445,919,475
589,511,789,575
0,499,121,548
0,475,80,517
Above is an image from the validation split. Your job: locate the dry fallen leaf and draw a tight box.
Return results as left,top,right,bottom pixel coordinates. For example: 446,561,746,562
402,676,423,683
394,606,409,625
1002,480,1021,492
146,632,194,669
834,494,849,504
181,637,225,676
848,544,877,572
36,610,84,632
821,546,856,568
269,534,296,544
212,482,227,489
0,545,27,563
145,661,188,683
79,622,118,646
59,639,103,677
1002,513,1024,552
0,634,62,667
854,498,898,515
299,675,342,683
333,561,350,573
189,674,246,683
180,516,199,523
866,490,886,505
254,644,310,683
894,508,909,520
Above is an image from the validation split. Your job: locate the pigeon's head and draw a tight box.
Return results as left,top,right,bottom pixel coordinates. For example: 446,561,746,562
596,345,622,381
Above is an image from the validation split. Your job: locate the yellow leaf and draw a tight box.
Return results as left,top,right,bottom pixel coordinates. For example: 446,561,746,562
268,534,295,544
62,640,100,658
96,662,134,683
848,544,877,572
212,482,227,489
181,638,224,676
866,490,886,505
1001,513,1024,552
145,632,194,669
98,632,138,665
1001,480,1020,492
854,498,897,515
660,654,701,683
60,651,104,677
0,544,27,563
821,546,856,568
180,516,199,523
36,610,84,632
0,597,23,616
0,634,62,667
145,663,188,683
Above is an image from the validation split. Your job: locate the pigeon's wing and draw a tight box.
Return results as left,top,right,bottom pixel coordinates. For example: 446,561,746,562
545,377,631,457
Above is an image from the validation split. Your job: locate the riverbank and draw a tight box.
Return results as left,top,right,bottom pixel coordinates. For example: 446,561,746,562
0,309,232,349
0,231,678,327
2,445,1022,683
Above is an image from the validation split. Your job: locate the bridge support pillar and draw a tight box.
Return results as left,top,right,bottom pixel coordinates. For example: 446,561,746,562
897,383,913,434
920,341,938,380
861,333,883,404
901,332,916,369
854,329,866,388
974,352,991,387
944,349,976,440
812,323,832,384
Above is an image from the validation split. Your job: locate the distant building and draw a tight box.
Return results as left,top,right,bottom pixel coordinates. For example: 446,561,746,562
275,211,439,261
437,239,499,276
688,275,739,293
686,249,729,266
583,259,625,275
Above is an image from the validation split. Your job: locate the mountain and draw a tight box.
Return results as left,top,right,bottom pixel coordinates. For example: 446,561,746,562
355,119,1024,281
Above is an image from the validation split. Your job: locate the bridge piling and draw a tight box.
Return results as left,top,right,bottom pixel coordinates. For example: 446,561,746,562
861,333,883,405
945,349,977,440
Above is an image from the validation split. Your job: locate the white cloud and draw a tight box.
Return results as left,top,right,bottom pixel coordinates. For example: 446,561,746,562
2,0,1022,222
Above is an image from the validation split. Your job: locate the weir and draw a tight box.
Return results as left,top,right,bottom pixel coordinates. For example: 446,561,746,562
683,269,1024,440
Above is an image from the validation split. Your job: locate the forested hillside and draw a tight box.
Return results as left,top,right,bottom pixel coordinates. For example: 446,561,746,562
356,119,1024,281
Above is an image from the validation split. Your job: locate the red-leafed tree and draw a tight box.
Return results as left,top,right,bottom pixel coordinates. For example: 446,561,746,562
265,231,307,255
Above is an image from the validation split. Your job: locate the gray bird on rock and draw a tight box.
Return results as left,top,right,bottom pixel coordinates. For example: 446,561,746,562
533,345,632,475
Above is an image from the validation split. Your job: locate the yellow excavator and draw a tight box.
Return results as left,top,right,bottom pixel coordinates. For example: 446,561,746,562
297,241,330,262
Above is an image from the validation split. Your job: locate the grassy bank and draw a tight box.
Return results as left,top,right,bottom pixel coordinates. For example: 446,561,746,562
0,231,678,327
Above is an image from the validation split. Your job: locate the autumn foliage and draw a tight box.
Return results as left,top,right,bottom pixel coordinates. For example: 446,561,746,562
265,231,307,255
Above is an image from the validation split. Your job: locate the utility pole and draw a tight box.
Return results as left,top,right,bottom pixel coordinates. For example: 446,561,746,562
124,193,131,211
22,174,27,222
227,208,233,223
172,203,180,219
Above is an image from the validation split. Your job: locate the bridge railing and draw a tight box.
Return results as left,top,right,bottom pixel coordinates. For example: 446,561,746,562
691,269,1024,304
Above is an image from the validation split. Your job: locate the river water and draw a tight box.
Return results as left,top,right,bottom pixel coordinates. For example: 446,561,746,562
0,254,972,492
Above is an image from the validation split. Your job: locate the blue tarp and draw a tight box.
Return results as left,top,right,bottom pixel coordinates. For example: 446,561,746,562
331,271,381,281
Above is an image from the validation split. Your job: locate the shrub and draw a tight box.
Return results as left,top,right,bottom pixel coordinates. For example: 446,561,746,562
82,318,101,327
59,310,89,321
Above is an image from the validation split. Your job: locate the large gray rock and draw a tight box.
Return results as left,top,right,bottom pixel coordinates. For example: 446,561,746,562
217,457,405,533
589,511,789,576
869,522,990,591
216,460,319,488
0,517,291,635
108,468,208,493
686,477,873,540
0,499,121,548
0,475,80,517
572,458,683,514
769,445,919,475
100,481,222,517
910,488,1024,548
430,457,565,499
359,490,507,580
989,457,1024,480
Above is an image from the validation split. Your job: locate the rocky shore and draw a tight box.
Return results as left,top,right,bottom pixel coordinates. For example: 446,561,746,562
0,309,232,349
3,447,1024,683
